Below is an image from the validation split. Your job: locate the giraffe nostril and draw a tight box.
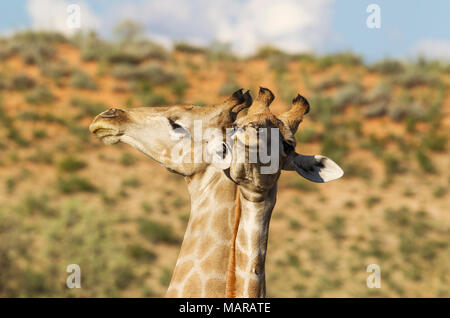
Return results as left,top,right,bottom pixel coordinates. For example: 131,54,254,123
100,108,123,118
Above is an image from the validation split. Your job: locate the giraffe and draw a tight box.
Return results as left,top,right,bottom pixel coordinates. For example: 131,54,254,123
222,87,344,297
89,89,252,297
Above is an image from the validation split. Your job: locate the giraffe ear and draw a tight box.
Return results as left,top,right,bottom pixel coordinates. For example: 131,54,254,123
206,139,232,170
283,153,344,183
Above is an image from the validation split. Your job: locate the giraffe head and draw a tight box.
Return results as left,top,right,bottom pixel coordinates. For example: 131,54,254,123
89,89,252,176
224,87,344,196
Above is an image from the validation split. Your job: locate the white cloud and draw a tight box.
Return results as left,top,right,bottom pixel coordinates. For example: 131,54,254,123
412,40,450,61
26,0,100,34
104,0,334,55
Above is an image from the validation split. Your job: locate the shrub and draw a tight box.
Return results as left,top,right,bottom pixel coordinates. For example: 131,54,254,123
40,62,72,79
17,111,65,124
69,71,97,90
295,127,321,143
365,195,381,208
416,149,436,174
433,186,447,198
394,69,440,88
138,219,179,244
18,193,56,217
174,42,206,54
141,201,154,213
382,153,403,175
325,215,346,240
25,85,55,105
362,103,387,118
206,41,236,61
170,77,189,100
370,59,405,74
127,244,157,262
10,74,35,90
7,126,29,147
384,206,411,227
321,134,348,163
108,41,168,64
58,156,87,173
27,148,54,164
420,131,447,152
287,179,317,192
120,153,136,166
334,83,364,109
139,90,167,106
308,94,334,126
365,81,392,103
317,52,362,68
112,63,179,85
314,73,345,90
122,176,141,188
218,78,240,96
341,161,372,180
57,176,97,193
268,54,289,75
387,94,425,122
70,98,106,117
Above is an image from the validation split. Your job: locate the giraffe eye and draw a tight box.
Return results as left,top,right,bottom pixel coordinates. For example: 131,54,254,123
168,118,183,130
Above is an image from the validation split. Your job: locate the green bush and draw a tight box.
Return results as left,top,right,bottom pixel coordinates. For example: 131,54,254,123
32,129,48,139
57,176,97,193
40,62,72,79
416,149,436,174
295,127,321,143
287,178,317,192
370,59,405,74
334,83,364,109
420,131,447,152
382,153,403,175
325,215,346,240
384,206,411,227
122,176,141,188
10,74,36,90
308,94,334,126
127,244,157,262
394,69,440,88
17,111,65,124
138,219,179,244
25,85,55,105
27,148,54,164
70,97,106,117
365,81,392,103
362,103,387,118
17,193,56,217
174,42,207,54
69,71,97,90
58,156,87,173
108,41,168,64
317,52,362,68
120,153,137,166
321,134,348,163
113,63,179,85
387,94,425,122
218,78,240,96
314,73,345,90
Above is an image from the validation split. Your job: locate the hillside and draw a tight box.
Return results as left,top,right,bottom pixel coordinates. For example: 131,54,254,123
0,31,449,297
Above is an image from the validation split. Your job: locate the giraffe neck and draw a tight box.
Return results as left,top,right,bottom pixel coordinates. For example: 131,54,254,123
165,166,237,297
232,185,277,298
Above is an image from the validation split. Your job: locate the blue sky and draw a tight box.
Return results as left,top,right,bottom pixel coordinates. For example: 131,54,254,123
0,0,449,62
